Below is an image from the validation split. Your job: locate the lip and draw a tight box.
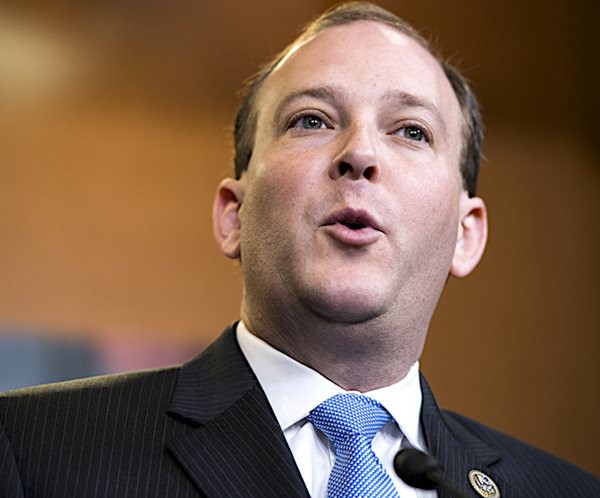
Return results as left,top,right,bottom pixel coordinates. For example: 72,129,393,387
320,207,384,246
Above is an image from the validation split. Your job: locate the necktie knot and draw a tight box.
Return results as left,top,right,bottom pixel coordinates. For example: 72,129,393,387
308,393,392,448
308,394,399,497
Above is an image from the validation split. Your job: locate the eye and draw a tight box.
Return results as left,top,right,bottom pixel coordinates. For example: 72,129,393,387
395,125,430,143
290,114,327,130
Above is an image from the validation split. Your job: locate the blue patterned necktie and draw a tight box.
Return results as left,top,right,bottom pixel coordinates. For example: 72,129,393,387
308,393,400,498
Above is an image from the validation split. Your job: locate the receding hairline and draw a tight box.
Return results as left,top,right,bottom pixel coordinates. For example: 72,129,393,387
251,20,458,152
234,3,483,196
253,18,438,112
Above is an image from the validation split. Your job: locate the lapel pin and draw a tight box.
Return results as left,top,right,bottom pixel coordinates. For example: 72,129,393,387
468,470,500,497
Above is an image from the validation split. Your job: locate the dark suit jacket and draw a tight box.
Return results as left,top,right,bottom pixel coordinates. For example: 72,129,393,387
1,323,598,497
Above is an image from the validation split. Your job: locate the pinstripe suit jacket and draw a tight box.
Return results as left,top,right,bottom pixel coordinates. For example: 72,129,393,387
1,323,599,497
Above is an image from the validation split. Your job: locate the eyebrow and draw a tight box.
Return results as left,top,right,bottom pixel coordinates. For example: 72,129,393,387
272,85,447,134
381,90,447,134
272,86,341,126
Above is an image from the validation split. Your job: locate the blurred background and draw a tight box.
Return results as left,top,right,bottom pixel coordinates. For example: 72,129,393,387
0,0,598,475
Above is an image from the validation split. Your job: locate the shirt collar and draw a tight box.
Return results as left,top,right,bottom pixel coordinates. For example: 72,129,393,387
236,321,426,450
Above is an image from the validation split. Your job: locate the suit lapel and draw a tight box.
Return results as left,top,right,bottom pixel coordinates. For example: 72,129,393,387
166,324,309,498
166,326,512,497
420,376,510,497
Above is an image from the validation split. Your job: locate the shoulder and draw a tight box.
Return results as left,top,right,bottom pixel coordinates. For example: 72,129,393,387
0,324,240,430
0,365,181,428
442,409,600,494
0,364,180,398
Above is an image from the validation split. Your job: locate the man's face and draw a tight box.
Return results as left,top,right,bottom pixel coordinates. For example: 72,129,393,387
227,21,472,326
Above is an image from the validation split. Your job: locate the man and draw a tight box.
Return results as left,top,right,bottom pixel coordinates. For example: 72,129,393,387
1,3,598,497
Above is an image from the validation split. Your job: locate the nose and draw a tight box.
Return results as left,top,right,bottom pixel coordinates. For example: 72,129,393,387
329,125,380,182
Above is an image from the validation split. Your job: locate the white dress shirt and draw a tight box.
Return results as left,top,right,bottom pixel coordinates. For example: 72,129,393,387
237,321,437,498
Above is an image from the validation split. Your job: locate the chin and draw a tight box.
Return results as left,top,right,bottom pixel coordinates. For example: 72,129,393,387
301,285,389,324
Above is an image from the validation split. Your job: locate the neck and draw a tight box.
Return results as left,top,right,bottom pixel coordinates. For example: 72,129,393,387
240,299,428,392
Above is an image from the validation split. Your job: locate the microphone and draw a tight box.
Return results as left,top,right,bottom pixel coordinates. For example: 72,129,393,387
394,448,468,498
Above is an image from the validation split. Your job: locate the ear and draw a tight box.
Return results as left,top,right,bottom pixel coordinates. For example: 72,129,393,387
213,177,245,260
450,193,488,278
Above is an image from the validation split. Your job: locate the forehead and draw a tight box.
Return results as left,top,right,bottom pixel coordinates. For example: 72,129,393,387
255,21,462,133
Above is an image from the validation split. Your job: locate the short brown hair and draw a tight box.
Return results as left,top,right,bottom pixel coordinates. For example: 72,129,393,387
233,1,483,197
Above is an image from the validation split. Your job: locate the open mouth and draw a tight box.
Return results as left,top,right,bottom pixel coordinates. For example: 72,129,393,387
323,208,382,233
321,208,382,246
340,220,367,230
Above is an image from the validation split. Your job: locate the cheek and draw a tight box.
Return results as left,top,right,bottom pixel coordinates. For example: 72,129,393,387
246,147,324,220
396,169,462,244
240,165,310,252
247,171,301,221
